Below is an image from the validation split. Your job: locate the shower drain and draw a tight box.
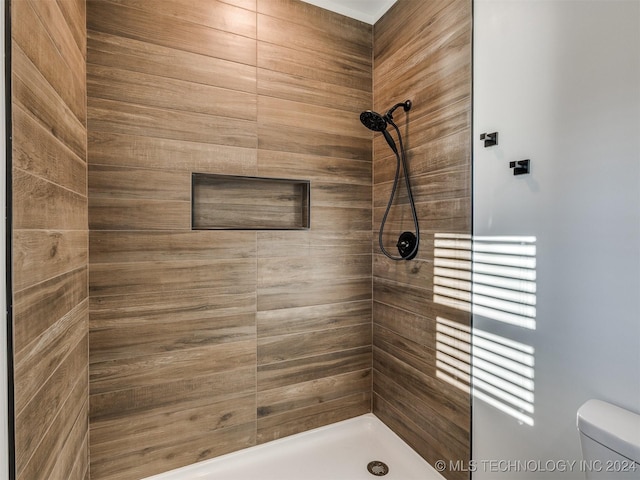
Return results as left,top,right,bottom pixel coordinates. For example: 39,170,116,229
367,460,389,476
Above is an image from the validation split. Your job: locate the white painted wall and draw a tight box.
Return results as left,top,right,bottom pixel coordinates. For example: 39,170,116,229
473,1,640,478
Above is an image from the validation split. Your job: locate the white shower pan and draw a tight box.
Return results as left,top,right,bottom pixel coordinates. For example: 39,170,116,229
143,413,446,480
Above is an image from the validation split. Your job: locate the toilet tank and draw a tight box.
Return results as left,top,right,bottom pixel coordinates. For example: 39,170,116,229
577,399,640,479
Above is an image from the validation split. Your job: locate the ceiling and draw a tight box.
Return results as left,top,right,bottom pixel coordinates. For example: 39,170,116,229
299,0,397,24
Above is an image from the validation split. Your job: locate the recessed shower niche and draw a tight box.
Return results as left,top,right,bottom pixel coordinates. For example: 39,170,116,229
191,173,311,230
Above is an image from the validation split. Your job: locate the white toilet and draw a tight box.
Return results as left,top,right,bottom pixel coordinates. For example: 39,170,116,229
577,399,640,479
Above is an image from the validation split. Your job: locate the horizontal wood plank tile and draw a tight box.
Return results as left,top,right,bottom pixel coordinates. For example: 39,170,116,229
258,369,370,418
12,46,86,160
373,394,469,480
13,0,86,124
258,254,371,287
46,403,89,480
308,206,372,232
90,313,255,363
90,422,255,480
258,324,372,365
257,41,370,92
90,288,255,328
89,259,256,296
90,340,256,395
373,346,468,431
88,30,256,94
258,276,371,311
14,301,88,415
258,68,370,113
13,169,87,231
88,64,257,121
88,97,257,149
257,391,370,444
14,267,87,354
13,230,87,292
18,385,88,480
13,104,86,196
257,0,370,47
257,300,371,338
90,230,257,263
88,131,257,174
257,231,371,258
374,129,470,185
88,165,190,201
55,0,87,55
89,197,190,231
106,0,257,38
91,394,255,459
15,335,88,473
258,150,371,185
90,366,256,421
87,0,257,66
257,346,372,391
258,13,369,60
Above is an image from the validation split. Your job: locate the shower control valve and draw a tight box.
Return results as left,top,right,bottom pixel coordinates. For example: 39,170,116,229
396,232,418,260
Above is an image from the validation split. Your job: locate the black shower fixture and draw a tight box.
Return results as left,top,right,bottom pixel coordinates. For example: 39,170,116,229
360,100,419,261
359,100,411,155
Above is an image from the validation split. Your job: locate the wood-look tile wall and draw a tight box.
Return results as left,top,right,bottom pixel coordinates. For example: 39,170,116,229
6,1,471,478
11,0,89,479
372,1,472,479
86,0,372,478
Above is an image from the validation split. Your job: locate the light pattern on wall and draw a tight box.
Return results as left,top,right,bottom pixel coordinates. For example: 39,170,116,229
433,234,537,330
436,317,535,426
434,234,537,425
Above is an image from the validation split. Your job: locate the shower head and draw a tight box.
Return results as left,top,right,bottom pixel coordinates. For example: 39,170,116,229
360,101,410,156
360,110,388,132
360,100,412,133
359,110,398,153
360,100,412,155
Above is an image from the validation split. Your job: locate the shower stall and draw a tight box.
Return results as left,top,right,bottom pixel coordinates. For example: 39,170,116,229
5,1,472,478
3,0,639,480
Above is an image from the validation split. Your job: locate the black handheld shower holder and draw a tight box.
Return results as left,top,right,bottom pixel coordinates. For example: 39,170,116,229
385,100,412,121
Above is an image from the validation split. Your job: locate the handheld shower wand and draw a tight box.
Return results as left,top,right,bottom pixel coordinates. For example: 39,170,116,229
359,100,411,154
359,100,419,261
359,111,398,154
